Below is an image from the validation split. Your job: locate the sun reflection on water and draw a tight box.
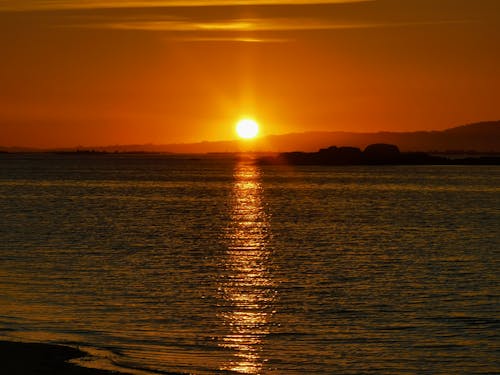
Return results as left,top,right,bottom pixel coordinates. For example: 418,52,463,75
219,158,275,374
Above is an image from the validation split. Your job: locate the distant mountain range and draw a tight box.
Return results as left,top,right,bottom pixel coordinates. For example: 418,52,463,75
1,121,499,154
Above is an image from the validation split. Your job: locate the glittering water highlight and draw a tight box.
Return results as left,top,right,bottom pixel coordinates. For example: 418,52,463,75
219,160,275,374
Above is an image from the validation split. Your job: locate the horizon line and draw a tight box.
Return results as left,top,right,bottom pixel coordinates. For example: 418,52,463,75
1,120,498,150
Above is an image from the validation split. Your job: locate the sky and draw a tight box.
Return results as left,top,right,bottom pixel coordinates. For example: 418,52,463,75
1,0,499,147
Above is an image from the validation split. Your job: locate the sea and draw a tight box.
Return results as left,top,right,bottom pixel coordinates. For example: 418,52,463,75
0,153,498,375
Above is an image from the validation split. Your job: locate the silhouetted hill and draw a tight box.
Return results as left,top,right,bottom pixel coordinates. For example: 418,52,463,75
259,121,500,153
1,121,499,153
443,121,499,136
155,121,500,153
148,121,500,153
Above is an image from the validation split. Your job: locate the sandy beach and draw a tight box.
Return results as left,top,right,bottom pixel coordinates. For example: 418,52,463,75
0,341,128,375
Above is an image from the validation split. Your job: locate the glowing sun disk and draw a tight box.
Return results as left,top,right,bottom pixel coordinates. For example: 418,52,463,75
236,119,259,139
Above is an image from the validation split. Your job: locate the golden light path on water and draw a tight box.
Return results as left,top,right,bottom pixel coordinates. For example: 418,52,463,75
219,158,276,374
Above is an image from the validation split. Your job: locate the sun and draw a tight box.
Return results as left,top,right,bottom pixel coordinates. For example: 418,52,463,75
236,119,259,139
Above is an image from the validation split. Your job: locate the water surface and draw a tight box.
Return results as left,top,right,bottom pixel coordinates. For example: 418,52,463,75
0,154,498,374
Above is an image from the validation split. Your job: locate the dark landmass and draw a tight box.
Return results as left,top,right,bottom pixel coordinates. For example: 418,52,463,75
1,121,499,154
255,121,500,154
258,143,500,166
0,341,121,375
52,150,111,155
94,121,500,153
0,341,183,375
51,150,165,155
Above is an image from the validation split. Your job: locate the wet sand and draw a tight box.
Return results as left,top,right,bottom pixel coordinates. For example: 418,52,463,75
0,341,126,375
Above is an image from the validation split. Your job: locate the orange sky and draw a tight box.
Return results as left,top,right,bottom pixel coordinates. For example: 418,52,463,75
1,0,499,148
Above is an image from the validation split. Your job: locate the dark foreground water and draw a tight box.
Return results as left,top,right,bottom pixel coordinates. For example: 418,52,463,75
0,154,498,374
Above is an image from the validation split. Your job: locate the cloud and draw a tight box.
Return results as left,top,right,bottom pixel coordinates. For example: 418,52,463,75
1,0,485,44
0,0,372,11
76,17,472,33
174,36,289,43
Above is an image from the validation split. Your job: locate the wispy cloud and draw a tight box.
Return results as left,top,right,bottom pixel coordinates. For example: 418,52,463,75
0,0,372,11
1,0,483,44
81,17,472,33
175,36,289,43
57,16,471,43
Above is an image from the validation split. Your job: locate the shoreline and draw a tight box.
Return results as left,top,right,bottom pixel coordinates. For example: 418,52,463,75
0,340,183,375
0,340,126,375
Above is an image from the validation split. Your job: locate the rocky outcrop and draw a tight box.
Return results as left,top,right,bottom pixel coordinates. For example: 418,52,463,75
258,144,500,165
